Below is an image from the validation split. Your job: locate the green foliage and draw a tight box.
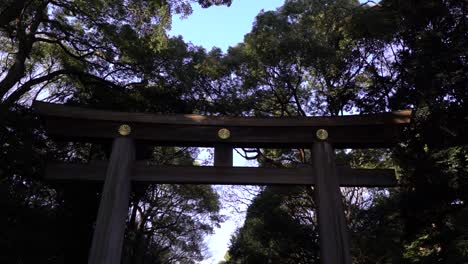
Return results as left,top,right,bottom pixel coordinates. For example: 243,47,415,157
349,191,405,263
0,0,232,106
353,1,468,262
225,0,365,116
124,184,223,263
227,186,318,264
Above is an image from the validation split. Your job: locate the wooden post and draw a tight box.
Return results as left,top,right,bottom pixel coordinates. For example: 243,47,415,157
312,141,351,264
88,137,135,264
214,144,233,167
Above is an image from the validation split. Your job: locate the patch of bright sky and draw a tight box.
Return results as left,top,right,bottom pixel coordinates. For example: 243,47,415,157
169,0,285,53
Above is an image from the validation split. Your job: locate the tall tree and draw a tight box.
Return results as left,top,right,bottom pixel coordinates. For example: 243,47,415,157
349,0,468,262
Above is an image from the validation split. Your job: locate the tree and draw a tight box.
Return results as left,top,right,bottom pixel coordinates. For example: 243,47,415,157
227,186,319,264
0,0,231,107
124,184,223,264
221,0,368,118
348,0,468,262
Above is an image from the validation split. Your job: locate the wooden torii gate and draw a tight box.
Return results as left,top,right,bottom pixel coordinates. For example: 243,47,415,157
33,101,411,264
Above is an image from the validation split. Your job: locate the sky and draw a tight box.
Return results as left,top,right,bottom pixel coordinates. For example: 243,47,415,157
170,1,285,263
170,0,285,53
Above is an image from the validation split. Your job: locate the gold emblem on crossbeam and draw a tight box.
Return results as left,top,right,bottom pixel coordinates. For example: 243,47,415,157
218,128,231,139
118,124,131,136
316,128,328,140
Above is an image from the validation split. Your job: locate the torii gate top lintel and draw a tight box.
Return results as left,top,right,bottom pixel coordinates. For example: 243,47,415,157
33,101,412,149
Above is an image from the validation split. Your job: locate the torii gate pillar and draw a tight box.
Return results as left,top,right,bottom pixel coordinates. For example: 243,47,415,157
312,140,352,264
88,137,135,264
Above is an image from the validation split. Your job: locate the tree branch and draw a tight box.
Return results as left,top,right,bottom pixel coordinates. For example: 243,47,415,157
0,1,48,99
2,69,67,105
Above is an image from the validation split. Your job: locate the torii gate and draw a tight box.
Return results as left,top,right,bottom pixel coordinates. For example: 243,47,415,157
33,101,411,264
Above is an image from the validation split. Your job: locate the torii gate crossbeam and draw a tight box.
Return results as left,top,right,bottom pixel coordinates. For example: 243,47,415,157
33,101,411,264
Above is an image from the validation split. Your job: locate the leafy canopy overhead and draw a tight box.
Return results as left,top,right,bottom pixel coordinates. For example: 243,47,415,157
0,0,231,107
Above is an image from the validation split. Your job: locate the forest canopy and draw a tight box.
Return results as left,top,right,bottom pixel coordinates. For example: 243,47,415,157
1,0,467,263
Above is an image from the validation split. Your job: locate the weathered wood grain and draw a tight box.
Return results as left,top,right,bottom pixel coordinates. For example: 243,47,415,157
88,138,135,264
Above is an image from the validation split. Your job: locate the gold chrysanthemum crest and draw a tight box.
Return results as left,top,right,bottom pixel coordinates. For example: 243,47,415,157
218,128,231,139
118,124,131,136
316,128,328,140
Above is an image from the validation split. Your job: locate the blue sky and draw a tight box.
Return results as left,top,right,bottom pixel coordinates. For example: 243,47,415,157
170,1,285,263
169,0,285,52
